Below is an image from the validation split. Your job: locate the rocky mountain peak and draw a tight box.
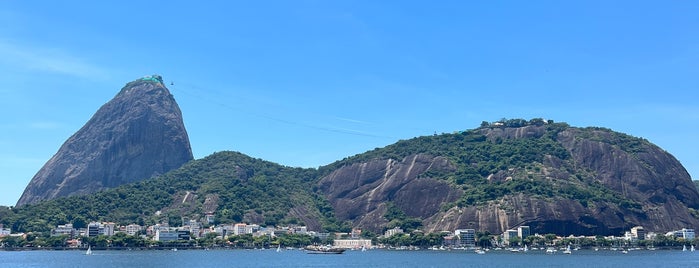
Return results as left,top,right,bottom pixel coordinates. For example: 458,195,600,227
16,75,193,206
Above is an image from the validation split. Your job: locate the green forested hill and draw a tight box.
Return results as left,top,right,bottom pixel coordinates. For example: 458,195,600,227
1,151,343,233
321,120,634,209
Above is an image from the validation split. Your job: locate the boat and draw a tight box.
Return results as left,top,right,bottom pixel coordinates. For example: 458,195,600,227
563,245,572,254
85,245,92,255
276,245,281,253
683,245,687,252
361,245,367,252
305,245,346,254
475,249,486,254
692,245,695,252
545,247,556,254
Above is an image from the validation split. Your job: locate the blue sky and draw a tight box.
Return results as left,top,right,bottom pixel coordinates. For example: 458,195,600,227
0,1,697,206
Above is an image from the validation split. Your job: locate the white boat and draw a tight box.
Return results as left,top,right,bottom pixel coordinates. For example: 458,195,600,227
683,245,687,252
692,245,695,252
361,245,367,252
277,245,281,252
545,247,556,254
563,245,572,254
85,245,92,255
475,249,486,254
524,245,528,252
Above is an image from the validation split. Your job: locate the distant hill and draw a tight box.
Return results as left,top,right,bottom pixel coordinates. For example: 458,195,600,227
4,118,698,236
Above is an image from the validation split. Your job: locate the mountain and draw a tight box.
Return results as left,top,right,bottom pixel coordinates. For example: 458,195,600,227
5,118,698,236
318,119,699,235
16,75,193,206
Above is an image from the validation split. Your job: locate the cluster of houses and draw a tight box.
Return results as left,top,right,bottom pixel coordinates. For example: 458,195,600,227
380,225,696,248
48,220,315,241
0,221,695,249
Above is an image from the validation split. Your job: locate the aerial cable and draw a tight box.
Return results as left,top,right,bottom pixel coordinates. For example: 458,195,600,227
169,81,396,139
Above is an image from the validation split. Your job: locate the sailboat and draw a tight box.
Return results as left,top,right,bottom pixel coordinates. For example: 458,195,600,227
361,245,367,252
276,244,282,252
563,245,572,254
692,245,695,252
683,245,687,252
85,245,92,255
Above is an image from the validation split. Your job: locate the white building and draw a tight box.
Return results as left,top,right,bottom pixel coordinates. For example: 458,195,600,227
292,226,308,235
102,222,116,236
184,219,201,238
125,224,142,236
0,227,10,237
334,239,372,249
384,227,404,238
668,228,695,240
233,223,247,235
52,224,76,238
86,222,115,237
502,229,519,245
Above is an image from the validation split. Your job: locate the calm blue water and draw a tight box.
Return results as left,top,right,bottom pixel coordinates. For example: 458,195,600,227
2,249,699,268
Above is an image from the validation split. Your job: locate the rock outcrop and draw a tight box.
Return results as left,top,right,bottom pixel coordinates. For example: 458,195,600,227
17,75,193,206
317,123,699,235
318,154,461,231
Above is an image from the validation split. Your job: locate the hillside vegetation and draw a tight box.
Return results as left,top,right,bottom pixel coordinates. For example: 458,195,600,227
4,118,698,236
2,152,344,233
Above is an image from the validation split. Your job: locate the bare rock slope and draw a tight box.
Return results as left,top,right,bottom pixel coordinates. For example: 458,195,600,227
317,123,699,235
17,75,193,206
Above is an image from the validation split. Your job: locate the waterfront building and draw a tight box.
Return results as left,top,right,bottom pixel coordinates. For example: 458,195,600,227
630,226,645,240
177,229,191,240
502,229,519,245
52,224,76,238
443,235,457,247
384,227,404,238
87,222,101,237
86,222,115,237
184,219,201,238
292,226,308,235
668,228,695,240
125,224,142,236
0,226,11,237
312,232,331,241
233,223,254,235
155,229,179,242
147,223,169,236
517,226,531,239
455,229,476,247
101,222,116,236
334,239,372,249
246,224,260,234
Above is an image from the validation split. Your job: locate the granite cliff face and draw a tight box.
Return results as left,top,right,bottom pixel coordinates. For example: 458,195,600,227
317,122,699,235
17,75,193,206
318,154,461,231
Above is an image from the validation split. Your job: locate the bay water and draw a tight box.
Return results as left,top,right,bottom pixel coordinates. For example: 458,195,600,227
2,248,698,268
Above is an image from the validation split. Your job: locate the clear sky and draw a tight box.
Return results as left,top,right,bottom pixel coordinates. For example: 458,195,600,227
0,1,697,206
